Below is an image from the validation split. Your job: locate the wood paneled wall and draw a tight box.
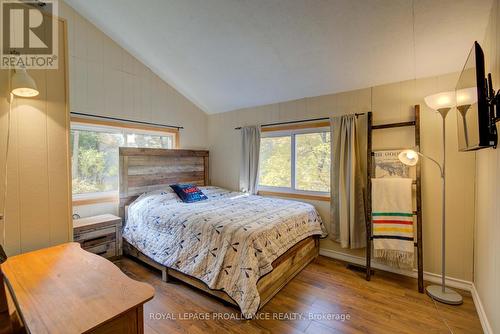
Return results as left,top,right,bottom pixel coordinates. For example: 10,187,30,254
475,0,500,331
0,18,72,256
59,1,208,150
58,0,209,218
208,73,477,282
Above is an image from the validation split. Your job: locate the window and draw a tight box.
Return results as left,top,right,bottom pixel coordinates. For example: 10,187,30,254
259,136,291,188
70,120,176,200
258,127,331,197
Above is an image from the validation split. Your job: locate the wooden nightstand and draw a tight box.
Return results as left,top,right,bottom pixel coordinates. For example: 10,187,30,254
73,214,122,259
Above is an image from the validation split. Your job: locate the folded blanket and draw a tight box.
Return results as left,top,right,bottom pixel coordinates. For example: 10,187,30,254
371,178,414,268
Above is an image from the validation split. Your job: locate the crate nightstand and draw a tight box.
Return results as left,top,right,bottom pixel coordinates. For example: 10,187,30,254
73,214,123,259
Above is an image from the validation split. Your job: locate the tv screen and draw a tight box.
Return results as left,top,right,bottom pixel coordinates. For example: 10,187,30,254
456,41,494,151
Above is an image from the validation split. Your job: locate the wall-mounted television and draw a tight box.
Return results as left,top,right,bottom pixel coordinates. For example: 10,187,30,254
456,41,498,151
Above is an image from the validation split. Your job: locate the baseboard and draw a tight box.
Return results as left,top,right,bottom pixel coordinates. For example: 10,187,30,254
319,248,493,334
470,284,494,334
319,248,473,291
421,270,473,292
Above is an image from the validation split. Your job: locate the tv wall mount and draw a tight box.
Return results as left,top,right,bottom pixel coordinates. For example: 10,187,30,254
487,73,500,148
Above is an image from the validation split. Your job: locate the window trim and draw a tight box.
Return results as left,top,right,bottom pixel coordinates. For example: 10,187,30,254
260,121,330,133
70,116,179,147
258,125,331,200
257,190,330,202
72,191,119,206
70,117,179,206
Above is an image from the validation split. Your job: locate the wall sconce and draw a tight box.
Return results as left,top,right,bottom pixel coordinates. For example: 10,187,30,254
10,68,39,98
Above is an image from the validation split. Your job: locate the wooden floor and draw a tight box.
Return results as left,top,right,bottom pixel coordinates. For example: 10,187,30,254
116,256,483,334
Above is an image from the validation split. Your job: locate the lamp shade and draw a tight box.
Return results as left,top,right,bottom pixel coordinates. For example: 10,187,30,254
456,87,477,106
424,91,455,111
398,149,419,166
11,68,39,97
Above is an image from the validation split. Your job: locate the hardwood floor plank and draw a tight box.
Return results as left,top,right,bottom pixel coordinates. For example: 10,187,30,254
144,323,161,334
115,255,482,334
304,321,347,334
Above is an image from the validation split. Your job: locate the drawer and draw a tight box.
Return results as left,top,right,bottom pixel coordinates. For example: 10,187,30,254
74,226,116,243
85,242,116,259
79,233,116,249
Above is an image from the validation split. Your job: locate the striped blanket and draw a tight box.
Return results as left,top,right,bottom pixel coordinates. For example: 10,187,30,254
371,178,414,268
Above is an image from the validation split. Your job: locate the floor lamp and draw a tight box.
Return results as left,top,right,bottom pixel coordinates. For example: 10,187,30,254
398,91,463,305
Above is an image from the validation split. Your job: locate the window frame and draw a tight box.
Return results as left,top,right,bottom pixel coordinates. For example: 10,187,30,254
258,125,331,201
70,117,179,205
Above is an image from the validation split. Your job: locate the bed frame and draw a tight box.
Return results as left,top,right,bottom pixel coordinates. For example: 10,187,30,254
119,147,319,310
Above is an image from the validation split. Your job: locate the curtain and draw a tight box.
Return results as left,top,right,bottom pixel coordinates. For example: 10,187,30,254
330,115,366,249
239,126,261,194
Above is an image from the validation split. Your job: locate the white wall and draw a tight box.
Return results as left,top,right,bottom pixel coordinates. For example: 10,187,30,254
61,0,479,284
475,0,500,331
0,18,72,256
59,1,208,218
208,74,476,282
60,1,207,149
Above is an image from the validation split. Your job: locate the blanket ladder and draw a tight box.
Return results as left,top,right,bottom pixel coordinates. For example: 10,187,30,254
365,105,424,293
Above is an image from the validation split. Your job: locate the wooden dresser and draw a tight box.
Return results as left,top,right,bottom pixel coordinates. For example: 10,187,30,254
1,243,154,333
73,214,122,259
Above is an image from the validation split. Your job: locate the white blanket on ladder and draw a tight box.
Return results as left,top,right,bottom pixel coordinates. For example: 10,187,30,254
371,178,414,268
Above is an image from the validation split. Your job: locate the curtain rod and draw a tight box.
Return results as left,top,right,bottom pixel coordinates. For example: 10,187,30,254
234,113,367,130
70,112,184,130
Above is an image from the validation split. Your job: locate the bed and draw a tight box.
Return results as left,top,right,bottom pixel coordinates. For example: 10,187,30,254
119,148,327,317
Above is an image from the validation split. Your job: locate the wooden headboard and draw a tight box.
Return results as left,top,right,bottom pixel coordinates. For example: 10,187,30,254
119,148,209,219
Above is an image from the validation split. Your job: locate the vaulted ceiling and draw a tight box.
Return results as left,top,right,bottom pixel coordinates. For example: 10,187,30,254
65,0,493,114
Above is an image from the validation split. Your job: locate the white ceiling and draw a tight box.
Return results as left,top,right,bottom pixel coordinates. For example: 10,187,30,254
65,0,493,114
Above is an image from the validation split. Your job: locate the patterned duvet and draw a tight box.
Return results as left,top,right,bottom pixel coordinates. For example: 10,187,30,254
123,186,327,317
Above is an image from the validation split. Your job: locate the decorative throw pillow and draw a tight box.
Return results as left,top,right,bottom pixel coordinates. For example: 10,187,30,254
170,184,208,203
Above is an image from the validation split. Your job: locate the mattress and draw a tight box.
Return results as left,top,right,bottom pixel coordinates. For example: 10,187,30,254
123,186,327,317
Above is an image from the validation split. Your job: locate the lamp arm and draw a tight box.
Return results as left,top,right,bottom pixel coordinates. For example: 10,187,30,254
416,152,444,177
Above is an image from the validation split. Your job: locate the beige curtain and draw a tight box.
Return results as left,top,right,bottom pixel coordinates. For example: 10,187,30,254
330,115,366,249
239,126,261,194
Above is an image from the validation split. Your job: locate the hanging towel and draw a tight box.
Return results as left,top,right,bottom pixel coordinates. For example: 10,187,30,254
371,178,414,268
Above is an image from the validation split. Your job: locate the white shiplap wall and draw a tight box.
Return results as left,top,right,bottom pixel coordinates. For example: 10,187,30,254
59,1,208,217
474,0,500,332
0,18,72,256
208,74,477,282
60,1,208,150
